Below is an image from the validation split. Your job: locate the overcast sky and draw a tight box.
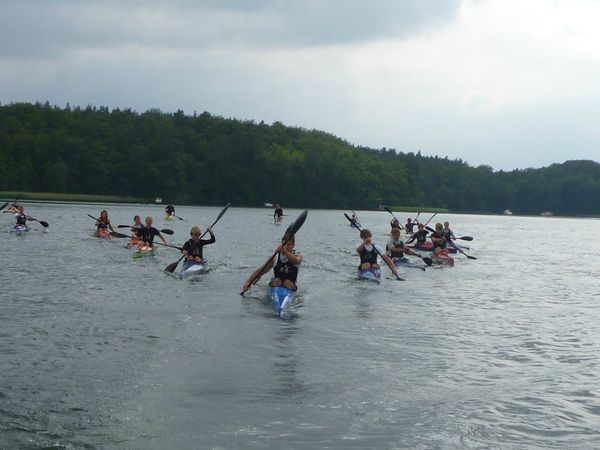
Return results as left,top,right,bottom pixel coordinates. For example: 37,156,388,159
1,0,599,170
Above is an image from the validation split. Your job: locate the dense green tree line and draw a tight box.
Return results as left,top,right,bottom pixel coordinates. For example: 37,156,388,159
1,102,599,215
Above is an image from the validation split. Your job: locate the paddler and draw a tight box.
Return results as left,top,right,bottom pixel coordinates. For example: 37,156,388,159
181,226,215,264
95,210,113,236
4,199,19,214
14,206,28,229
390,217,401,230
127,215,144,248
386,227,422,262
273,204,284,223
137,216,168,248
165,205,176,218
430,222,454,266
404,218,416,233
356,229,399,277
408,223,428,246
242,233,303,292
442,221,456,242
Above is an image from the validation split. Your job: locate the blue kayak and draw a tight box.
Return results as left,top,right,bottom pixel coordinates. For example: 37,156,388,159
268,285,296,319
358,267,381,284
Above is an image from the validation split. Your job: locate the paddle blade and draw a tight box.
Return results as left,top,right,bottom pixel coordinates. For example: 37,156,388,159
117,224,132,228
458,236,473,241
160,229,174,235
39,220,49,228
0,202,8,211
422,256,433,266
466,255,477,260
164,258,181,273
285,209,308,238
384,206,393,215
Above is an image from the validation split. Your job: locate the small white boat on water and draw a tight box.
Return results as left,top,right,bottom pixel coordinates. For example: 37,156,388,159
540,211,553,216
504,209,513,215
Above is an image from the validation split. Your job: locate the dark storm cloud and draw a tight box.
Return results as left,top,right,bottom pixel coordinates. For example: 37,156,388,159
0,0,461,58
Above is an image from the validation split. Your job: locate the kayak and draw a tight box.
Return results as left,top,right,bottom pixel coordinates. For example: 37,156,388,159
126,238,142,249
358,267,381,284
9,225,29,235
165,215,177,221
268,285,296,319
133,246,155,259
406,242,457,254
393,256,426,271
432,250,454,266
274,217,284,225
95,229,111,239
179,260,210,279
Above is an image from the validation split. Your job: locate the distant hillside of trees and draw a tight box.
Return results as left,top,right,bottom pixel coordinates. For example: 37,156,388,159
1,102,599,215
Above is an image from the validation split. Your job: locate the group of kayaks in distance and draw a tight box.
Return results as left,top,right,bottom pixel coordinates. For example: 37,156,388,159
3,200,475,319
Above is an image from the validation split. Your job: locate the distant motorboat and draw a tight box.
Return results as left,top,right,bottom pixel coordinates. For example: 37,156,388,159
264,202,273,207
540,211,553,216
503,209,513,215
155,197,162,204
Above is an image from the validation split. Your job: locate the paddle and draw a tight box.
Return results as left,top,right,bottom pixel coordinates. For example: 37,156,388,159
384,206,404,230
116,225,174,235
344,213,405,281
0,201,8,211
413,211,421,223
164,203,231,274
448,239,477,260
170,214,185,221
241,209,309,295
422,226,472,241
25,215,49,228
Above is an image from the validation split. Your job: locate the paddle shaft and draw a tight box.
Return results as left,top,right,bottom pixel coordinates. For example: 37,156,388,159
384,207,404,230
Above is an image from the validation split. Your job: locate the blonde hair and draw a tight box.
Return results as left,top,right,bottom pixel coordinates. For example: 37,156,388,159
190,226,201,236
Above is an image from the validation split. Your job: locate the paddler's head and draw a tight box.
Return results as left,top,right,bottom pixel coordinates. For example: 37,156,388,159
190,226,201,240
281,234,295,251
145,216,153,227
435,223,443,232
418,223,424,230
444,221,450,228
359,229,372,244
18,206,24,213
133,215,141,224
391,227,401,239
100,210,108,220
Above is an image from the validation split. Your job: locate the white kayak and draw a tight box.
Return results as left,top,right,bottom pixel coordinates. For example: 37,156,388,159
9,225,29,235
179,260,210,279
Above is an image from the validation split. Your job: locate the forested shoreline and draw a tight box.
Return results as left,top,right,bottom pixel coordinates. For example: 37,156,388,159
1,102,598,215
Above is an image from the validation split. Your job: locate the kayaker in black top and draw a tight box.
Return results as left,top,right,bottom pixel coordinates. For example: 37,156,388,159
409,223,429,245
95,210,112,231
405,218,416,233
273,204,283,222
431,222,454,266
165,205,175,217
15,206,27,226
390,217,401,230
242,234,303,291
386,228,421,260
356,228,398,277
430,223,447,251
138,216,168,248
182,226,215,263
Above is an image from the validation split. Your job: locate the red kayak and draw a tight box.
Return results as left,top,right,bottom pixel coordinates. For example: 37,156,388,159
406,242,457,254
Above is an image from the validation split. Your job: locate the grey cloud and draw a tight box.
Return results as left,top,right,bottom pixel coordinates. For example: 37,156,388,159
0,0,461,58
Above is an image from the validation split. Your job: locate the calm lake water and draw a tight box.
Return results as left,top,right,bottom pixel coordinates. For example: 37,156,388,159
1,204,600,449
